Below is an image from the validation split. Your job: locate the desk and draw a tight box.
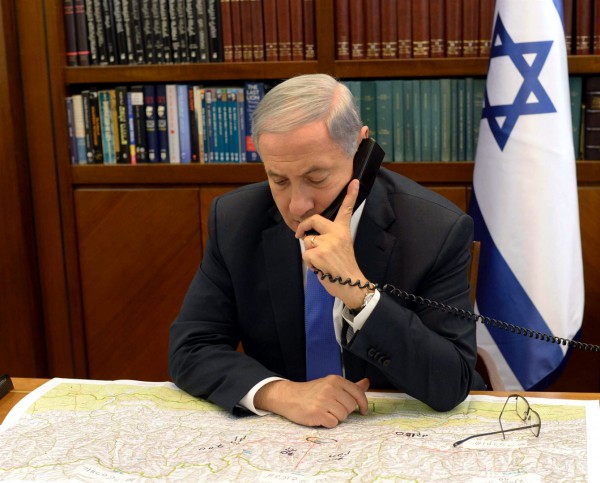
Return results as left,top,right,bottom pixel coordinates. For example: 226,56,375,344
1,378,599,481
1,377,599,425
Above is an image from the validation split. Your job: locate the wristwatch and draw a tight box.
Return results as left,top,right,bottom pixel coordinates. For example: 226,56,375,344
349,290,376,316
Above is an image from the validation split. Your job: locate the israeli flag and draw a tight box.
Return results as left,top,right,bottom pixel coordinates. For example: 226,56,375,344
471,0,584,390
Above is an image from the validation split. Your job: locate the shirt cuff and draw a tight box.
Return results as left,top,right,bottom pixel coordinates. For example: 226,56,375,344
342,289,381,333
237,377,286,415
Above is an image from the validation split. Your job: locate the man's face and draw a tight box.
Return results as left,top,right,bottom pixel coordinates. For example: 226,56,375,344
259,120,354,232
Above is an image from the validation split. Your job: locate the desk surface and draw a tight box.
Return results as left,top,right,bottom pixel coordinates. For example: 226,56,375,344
1,377,599,425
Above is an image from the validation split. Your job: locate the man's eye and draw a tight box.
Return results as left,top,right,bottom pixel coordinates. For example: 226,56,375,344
273,178,288,186
308,178,326,185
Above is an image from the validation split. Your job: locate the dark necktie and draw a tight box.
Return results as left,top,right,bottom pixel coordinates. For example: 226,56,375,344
304,269,343,380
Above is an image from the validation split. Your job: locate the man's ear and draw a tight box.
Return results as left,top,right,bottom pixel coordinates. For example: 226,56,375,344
360,125,369,139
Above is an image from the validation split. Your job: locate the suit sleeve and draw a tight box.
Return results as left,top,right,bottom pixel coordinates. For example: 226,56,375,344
344,213,478,411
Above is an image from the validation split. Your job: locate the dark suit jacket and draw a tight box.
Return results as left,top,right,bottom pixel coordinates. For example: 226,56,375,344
169,169,481,413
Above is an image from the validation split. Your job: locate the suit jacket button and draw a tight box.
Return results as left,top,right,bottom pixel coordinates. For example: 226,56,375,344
382,359,391,367
368,348,376,358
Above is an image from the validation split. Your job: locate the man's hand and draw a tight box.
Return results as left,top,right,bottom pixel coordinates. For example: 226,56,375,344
296,179,372,310
254,376,370,428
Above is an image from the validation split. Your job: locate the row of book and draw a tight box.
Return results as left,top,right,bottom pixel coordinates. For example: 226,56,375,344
345,77,592,162
335,0,600,61
66,82,266,164
64,0,315,66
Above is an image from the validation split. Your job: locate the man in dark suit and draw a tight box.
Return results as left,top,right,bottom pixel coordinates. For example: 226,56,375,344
169,74,482,428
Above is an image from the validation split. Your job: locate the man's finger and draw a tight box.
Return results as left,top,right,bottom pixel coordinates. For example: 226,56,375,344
334,179,360,226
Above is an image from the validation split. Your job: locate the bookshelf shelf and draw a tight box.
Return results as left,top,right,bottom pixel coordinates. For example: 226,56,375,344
64,61,322,85
334,58,490,78
69,161,600,186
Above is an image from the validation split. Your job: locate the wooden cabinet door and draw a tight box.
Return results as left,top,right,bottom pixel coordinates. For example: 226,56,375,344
73,188,202,381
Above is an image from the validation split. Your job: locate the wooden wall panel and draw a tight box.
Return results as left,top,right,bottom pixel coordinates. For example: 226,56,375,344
0,0,46,377
74,189,202,381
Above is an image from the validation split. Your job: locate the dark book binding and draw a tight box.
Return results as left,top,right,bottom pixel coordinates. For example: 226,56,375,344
240,0,255,62
381,0,397,59
141,0,155,64
335,0,350,60
429,0,444,58
349,0,364,59
478,0,493,57
462,0,479,57
156,84,170,162
290,0,304,60
302,0,315,59
185,0,200,62
564,0,573,54
64,0,79,66
84,0,99,64
584,77,600,159
206,0,223,61
144,85,159,162
444,0,462,57
411,0,430,58
230,0,243,61
575,0,592,54
276,0,292,61
364,0,381,59
397,0,412,58
250,0,265,61
74,0,91,65
112,0,129,63
115,86,131,163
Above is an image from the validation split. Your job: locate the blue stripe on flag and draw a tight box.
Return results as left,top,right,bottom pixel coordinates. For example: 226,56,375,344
470,193,564,389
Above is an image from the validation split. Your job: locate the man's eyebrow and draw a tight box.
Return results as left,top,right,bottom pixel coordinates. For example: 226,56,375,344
266,166,329,178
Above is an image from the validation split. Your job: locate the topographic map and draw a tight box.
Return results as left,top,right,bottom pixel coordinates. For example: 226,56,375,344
0,379,598,482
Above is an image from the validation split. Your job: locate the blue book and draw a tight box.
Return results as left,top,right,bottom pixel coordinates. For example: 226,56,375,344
126,91,136,164
457,78,466,161
450,79,459,161
465,77,474,161
155,84,169,163
403,80,414,162
216,88,229,162
360,81,377,137
420,79,432,161
411,80,421,161
440,78,452,162
431,79,441,161
244,82,264,162
204,88,216,162
227,88,240,163
143,85,159,163
177,84,191,163
71,94,87,164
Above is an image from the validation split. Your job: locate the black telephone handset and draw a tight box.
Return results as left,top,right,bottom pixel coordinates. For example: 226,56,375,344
307,138,385,235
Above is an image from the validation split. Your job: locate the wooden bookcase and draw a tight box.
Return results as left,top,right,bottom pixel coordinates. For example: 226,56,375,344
5,0,600,391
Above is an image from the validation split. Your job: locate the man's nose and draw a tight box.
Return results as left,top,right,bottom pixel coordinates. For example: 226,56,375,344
289,186,314,218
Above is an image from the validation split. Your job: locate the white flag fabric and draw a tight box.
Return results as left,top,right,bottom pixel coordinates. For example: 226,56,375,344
471,0,584,390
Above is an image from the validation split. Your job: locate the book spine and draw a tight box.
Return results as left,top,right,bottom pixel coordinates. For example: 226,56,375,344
478,0,493,57
411,0,430,58
564,0,573,54
462,0,479,57
244,82,264,161
204,88,215,162
127,91,137,163
584,77,600,159
143,85,159,162
403,80,414,161
335,0,350,60
188,85,200,162
263,0,278,61
392,80,404,162
159,0,172,63
84,0,99,64
112,0,130,63
236,87,247,162
115,86,131,163
101,0,118,64
98,90,117,164
74,0,91,65
178,84,192,163
290,0,304,60
240,0,255,61
141,0,155,64
396,0,411,58
64,0,79,66
472,78,485,156
429,0,444,58
465,77,474,160
216,88,228,162
227,88,240,162
131,85,147,162
457,78,466,161
193,86,206,162
575,0,592,54
185,0,200,62
165,85,180,162
445,0,462,57
196,0,210,61
110,89,121,160
229,0,242,61
430,79,441,161
121,0,136,63
594,0,600,55
72,94,88,164
361,81,377,138
412,79,421,160
65,97,78,164
176,0,189,63
375,80,393,161
381,0,397,59
92,0,108,64
302,0,315,60
168,0,180,62
276,0,292,61
156,84,170,162
81,90,95,163
250,0,265,61
206,0,223,61
149,0,163,63
364,0,381,59
440,78,451,161
420,79,432,161
89,89,105,163
131,0,146,63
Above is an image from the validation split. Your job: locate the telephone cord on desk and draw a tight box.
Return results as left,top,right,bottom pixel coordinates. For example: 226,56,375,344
312,268,600,353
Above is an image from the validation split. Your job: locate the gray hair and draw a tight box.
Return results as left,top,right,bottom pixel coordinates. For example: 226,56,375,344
251,74,362,157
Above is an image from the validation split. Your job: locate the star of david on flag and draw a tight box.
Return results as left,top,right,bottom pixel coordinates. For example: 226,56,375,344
470,0,584,391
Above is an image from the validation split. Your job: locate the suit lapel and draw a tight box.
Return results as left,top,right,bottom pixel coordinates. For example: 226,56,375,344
262,209,306,381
